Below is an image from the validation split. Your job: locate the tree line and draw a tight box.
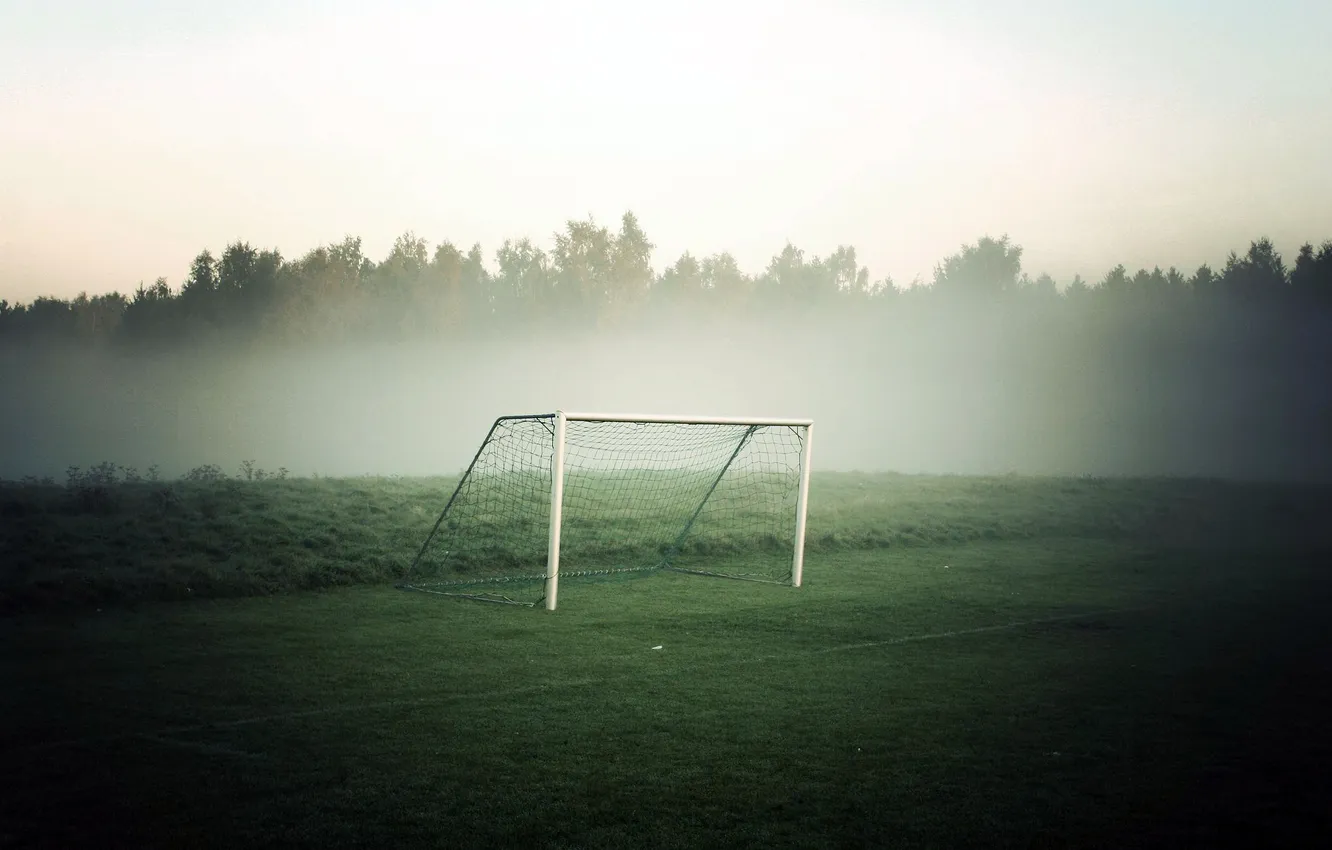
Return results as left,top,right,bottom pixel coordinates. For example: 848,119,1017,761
2,210,1331,347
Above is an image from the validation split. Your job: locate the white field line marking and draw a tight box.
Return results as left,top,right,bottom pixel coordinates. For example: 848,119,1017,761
708,606,1151,667
138,733,267,760
809,606,1150,655
14,607,1144,756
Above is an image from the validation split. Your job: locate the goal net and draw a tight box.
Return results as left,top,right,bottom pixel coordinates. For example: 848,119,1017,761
400,412,813,609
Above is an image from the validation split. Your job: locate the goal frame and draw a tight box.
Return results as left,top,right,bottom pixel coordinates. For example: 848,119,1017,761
407,410,814,611
542,411,814,610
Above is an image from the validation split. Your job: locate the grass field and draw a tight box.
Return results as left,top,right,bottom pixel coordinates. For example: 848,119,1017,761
2,472,1331,847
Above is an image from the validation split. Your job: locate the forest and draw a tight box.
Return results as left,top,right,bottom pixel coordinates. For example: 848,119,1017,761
2,211,1331,346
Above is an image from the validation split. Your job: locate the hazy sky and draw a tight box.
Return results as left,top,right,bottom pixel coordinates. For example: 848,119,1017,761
3,0,1331,302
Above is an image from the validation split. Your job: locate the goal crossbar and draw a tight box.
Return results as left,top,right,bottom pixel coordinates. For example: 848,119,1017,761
562,412,815,427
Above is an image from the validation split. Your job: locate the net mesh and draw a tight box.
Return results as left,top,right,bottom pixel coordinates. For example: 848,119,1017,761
403,415,807,604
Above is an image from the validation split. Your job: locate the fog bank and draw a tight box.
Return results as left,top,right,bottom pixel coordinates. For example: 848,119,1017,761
3,308,1329,482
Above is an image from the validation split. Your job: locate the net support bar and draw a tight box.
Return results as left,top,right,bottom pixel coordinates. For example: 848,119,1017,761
664,424,760,564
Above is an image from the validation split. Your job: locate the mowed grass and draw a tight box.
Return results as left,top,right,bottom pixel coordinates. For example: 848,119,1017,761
1,474,1331,847
4,470,1330,608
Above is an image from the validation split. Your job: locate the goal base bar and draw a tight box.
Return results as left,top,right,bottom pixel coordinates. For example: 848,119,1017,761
396,583,539,606
661,565,793,584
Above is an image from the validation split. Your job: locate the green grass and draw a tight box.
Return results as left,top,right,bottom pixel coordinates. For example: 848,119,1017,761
1,474,1331,847
4,471,1329,609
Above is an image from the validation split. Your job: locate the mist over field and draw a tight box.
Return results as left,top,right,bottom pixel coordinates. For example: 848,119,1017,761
5,0,1332,486
4,297,1329,482
7,6,1332,849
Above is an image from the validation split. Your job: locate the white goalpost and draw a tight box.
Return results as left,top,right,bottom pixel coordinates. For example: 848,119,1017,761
401,410,814,610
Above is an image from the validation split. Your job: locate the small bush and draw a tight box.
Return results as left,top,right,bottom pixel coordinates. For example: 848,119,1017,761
183,464,227,482
64,462,121,515
151,485,181,513
240,460,287,481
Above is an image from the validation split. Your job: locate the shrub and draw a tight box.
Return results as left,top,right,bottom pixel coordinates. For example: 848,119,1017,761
183,464,227,482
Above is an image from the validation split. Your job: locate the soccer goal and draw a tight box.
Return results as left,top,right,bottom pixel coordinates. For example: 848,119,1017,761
400,411,814,610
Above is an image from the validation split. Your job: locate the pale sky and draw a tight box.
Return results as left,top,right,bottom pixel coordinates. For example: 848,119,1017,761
3,0,1331,302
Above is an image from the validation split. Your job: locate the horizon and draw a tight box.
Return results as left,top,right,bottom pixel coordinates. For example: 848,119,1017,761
4,0,1332,302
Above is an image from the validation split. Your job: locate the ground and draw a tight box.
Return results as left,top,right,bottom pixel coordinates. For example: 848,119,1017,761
3,513,1330,847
